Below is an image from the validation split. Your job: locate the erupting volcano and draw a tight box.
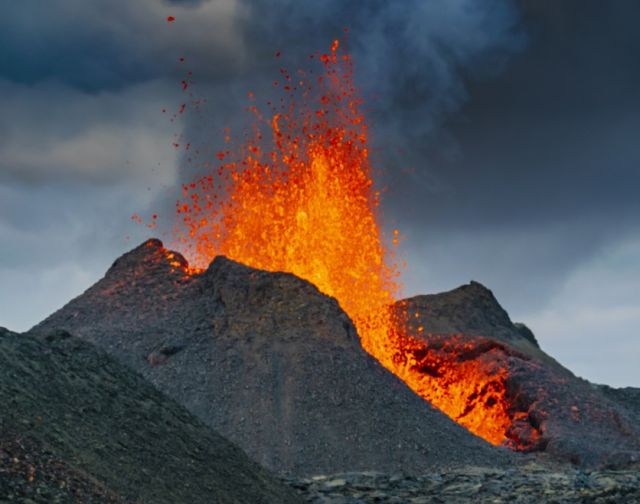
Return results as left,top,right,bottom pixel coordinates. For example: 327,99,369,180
7,4,640,500
168,39,512,446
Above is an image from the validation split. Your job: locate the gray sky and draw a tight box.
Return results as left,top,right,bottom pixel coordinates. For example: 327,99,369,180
1,0,638,386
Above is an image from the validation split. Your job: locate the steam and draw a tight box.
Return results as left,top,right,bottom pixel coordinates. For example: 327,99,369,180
170,0,525,211
242,0,523,139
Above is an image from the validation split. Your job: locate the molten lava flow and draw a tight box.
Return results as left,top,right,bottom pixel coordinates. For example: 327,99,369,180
394,331,512,446
171,39,513,447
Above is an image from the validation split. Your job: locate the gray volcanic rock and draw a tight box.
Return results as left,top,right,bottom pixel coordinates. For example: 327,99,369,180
32,239,514,476
399,286,640,468
599,385,640,420
401,282,543,358
0,327,300,504
286,464,640,503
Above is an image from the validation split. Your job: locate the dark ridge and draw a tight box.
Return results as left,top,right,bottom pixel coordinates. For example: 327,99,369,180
399,280,541,351
513,322,539,347
0,327,300,503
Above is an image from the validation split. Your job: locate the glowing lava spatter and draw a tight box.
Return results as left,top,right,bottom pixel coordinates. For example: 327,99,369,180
171,39,512,446
175,39,400,362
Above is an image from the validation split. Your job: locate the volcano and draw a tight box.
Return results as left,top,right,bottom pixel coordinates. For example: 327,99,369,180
32,239,640,475
33,239,513,475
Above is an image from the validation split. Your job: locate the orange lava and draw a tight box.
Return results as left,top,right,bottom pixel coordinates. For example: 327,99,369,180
171,39,512,446
175,39,399,362
394,331,512,445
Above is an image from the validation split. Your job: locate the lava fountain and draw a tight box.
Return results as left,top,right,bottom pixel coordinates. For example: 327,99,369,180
169,39,512,446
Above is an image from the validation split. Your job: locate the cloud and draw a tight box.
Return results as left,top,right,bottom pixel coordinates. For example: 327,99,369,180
0,180,159,332
399,216,628,308
522,234,640,386
236,0,524,148
0,79,180,186
0,0,249,188
0,0,245,92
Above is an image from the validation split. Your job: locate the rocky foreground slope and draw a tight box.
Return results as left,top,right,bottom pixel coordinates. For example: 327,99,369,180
33,239,513,476
0,327,300,503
